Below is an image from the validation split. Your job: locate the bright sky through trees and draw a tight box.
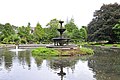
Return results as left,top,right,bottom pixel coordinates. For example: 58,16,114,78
0,0,120,27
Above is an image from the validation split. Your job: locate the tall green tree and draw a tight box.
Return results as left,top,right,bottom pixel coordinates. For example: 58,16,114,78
17,23,32,44
1,23,16,43
33,22,44,43
65,18,78,38
64,18,81,43
45,18,59,42
80,26,88,41
112,21,120,42
65,18,78,32
0,23,5,42
2,23,15,38
71,29,81,43
87,3,120,43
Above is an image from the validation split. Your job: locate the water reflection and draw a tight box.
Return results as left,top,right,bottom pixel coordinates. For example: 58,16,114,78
0,49,15,71
18,51,31,70
34,56,43,69
0,48,94,80
0,49,32,71
88,46,120,80
2,46,120,80
46,57,80,80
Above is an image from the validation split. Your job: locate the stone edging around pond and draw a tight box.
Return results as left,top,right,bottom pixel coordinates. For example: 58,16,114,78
85,45,120,50
0,44,78,49
0,44,16,49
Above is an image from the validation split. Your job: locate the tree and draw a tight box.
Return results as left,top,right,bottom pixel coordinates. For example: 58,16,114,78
65,18,78,38
17,23,32,44
79,26,88,41
112,21,120,42
45,18,59,42
64,18,80,43
0,23,5,42
33,22,44,43
65,18,78,32
71,29,81,43
2,23,15,37
87,3,120,43
1,23,16,43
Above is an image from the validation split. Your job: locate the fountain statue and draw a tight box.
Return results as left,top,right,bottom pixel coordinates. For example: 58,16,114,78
52,21,70,46
46,20,77,48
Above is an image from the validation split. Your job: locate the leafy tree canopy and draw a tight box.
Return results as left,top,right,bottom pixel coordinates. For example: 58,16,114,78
65,18,78,33
33,22,44,42
87,3,120,43
45,18,59,41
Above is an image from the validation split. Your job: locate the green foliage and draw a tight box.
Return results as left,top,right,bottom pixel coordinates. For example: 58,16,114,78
65,18,81,43
32,47,60,56
0,23,16,43
20,38,27,44
90,43,120,48
17,23,33,43
65,18,78,33
80,47,94,55
71,29,81,43
33,22,45,42
45,19,59,42
112,44,117,47
112,21,120,42
0,18,88,44
80,26,88,41
32,47,94,56
2,38,9,44
88,3,120,43
2,23,15,37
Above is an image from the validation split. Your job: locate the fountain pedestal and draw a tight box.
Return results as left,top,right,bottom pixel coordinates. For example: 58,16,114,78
53,37,70,46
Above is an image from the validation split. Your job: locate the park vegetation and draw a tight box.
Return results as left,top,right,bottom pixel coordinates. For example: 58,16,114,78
32,47,94,56
0,18,87,44
87,3,120,44
0,3,120,46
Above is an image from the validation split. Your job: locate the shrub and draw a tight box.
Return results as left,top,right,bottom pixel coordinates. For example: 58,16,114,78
113,44,117,47
101,44,105,46
80,47,94,55
20,39,27,44
32,47,60,56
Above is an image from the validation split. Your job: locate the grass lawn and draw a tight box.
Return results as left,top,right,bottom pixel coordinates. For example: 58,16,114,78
76,42,120,48
91,43,120,48
32,47,94,56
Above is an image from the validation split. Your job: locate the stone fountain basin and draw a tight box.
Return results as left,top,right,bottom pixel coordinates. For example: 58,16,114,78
57,29,66,33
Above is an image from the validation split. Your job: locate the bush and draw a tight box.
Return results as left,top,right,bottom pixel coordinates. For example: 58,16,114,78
80,47,94,55
113,44,117,47
32,47,60,56
20,39,27,44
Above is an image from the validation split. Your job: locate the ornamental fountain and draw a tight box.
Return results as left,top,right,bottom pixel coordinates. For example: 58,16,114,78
46,20,77,48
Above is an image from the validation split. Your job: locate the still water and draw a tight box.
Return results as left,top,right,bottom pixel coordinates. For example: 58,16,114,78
0,47,120,80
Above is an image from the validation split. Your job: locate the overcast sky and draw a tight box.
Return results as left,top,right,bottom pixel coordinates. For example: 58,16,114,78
0,0,120,28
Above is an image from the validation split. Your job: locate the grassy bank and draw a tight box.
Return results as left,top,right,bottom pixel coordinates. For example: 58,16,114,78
76,42,120,48
90,43,120,47
32,47,94,56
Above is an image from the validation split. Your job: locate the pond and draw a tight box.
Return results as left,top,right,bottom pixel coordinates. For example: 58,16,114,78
0,47,120,80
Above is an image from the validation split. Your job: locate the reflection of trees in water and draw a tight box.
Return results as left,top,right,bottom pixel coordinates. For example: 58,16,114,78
88,47,120,80
2,49,15,71
46,57,80,80
0,49,32,70
18,51,31,69
33,56,43,69
0,50,3,66
47,57,79,70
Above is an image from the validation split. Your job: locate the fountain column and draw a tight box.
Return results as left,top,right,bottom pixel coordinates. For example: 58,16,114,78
59,21,64,39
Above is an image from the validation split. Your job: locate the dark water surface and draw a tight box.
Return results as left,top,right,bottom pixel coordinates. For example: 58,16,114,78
0,47,120,80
